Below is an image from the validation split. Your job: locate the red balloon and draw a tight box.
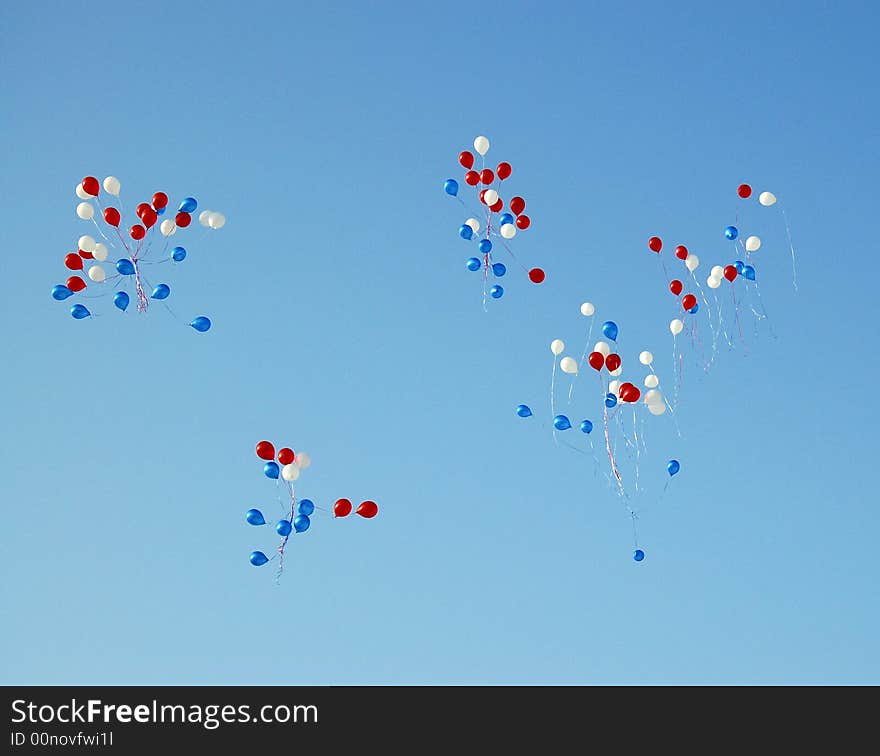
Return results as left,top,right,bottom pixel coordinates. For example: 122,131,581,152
528,267,545,284
682,293,697,310
675,244,689,260
103,207,120,227
81,176,100,196
479,189,487,204
64,253,83,271
479,169,495,185
334,498,353,518
356,500,378,519
175,211,191,228
464,170,480,186
66,275,86,292
255,440,275,461
737,183,752,198
516,214,531,230
669,279,683,296
723,265,738,282
135,202,152,220
605,353,622,372
588,352,605,371
489,199,503,213
620,383,641,403
141,208,158,228
130,224,146,240
277,447,295,465
78,248,93,260
496,162,512,180
510,196,525,215
648,236,662,253
459,151,475,169
151,191,168,210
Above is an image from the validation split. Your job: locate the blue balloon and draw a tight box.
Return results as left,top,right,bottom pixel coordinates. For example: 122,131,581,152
264,461,280,479
276,519,292,537
444,179,459,196
602,321,619,341
459,224,474,240
249,551,269,566
51,285,73,301
490,285,504,299
293,514,311,533
724,225,739,240
499,212,515,226
70,304,90,319
156,205,165,215
580,419,593,434
492,262,506,277
116,258,135,276
516,404,533,418
190,316,211,332
743,265,756,281
151,283,170,300
171,246,187,262
667,459,680,476
553,414,571,431
466,257,481,271
245,509,266,526
633,549,645,562
297,499,315,516
689,303,699,314
114,291,130,312
734,260,745,275
605,393,618,408
478,238,493,254
178,197,198,213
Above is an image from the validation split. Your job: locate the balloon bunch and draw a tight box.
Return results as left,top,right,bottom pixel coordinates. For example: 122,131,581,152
246,439,379,577
444,136,545,304
51,175,225,331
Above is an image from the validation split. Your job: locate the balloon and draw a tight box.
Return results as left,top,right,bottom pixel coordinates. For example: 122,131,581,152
172,246,187,262
473,135,489,155
263,462,280,479
711,265,724,278
605,353,621,372
75,183,89,199
499,213,514,226
689,303,699,314
256,440,275,460
745,235,761,252
152,191,168,210
550,339,565,356
759,191,777,206
516,404,533,418
66,275,86,292
276,519,292,537
743,265,756,281
648,401,667,416
594,341,611,357
670,318,684,335
356,500,379,518
490,200,503,215
114,291,129,311
644,374,659,388
207,212,226,229
160,219,176,236
724,225,739,240
465,218,480,234
669,279,683,296
116,258,135,275
737,183,752,198
483,190,499,208
620,383,641,403
76,202,94,220
296,452,311,469
249,551,269,566
681,294,697,311
723,265,738,282
480,169,495,185
51,284,73,301
457,151,475,170
515,214,530,230
103,176,121,195
277,447,295,465
334,498,353,517
644,389,662,405
81,176,100,196
190,316,211,332
136,202,152,220
489,285,504,299
648,236,662,253
479,238,493,254
459,224,474,240
667,459,680,476
293,514,311,532
77,235,96,253
444,179,458,196
588,351,605,371
466,257,481,271
633,549,645,562
92,242,108,261
553,414,571,431
492,262,506,277
496,162,512,180
580,302,595,316
510,196,525,215
685,254,699,272
528,268,545,283
102,207,120,227
178,197,197,213
281,463,300,482
707,275,721,289
605,393,618,408
297,499,315,516
560,356,578,374
141,208,158,228
246,509,266,526
150,283,170,300
64,253,83,271
580,419,593,434
734,260,745,275
130,224,145,240
70,304,90,319
198,210,211,226
675,245,688,260
175,211,191,227
602,321,618,341
87,265,105,283
639,351,653,365
464,170,480,186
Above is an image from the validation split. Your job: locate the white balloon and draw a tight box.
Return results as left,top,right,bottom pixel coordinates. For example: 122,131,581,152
103,176,121,196
76,202,94,220
639,350,653,366
648,401,667,416
644,374,659,389
87,265,106,283
745,235,762,252
473,135,490,156
160,219,176,236
580,302,595,317
670,319,684,336
93,243,108,262
281,463,300,482
465,218,480,234
500,223,516,239
295,452,311,470
550,339,565,356
483,189,499,206
608,380,621,396
75,183,89,200
710,265,724,278
594,341,611,357
198,210,211,227
685,254,700,272
644,389,662,405
759,191,777,207
208,212,226,229
707,275,721,289
77,235,96,253
610,367,623,377
560,356,578,374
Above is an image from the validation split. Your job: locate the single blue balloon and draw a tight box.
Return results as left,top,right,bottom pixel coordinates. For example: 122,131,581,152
602,320,619,341
114,291,130,312
553,414,571,431
490,285,504,299
156,205,165,215
293,514,311,533
70,304,90,319
734,260,745,275
466,257,481,271
689,303,699,314
264,461,280,479
171,246,187,262
245,509,266,526
178,197,198,213
249,551,269,566
743,265,756,281
297,499,315,516
724,225,739,240
605,393,618,408
478,238,493,254
492,262,506,277
276,519,292,537
499,212,514,226
116,258,135,276
516,404,532,418
190,316,211,332
633,549,645,562
444,179,459,196
667,459,680,476
580,419,593,434
51,285,73,301
459,224,474,240
151,283,170,300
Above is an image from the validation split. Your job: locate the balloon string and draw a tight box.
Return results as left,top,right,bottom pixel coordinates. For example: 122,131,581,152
569,317,595,405
782,208,798,292
550,356,559,446
629,509,639,550
600,373,624,498
131,259,149,312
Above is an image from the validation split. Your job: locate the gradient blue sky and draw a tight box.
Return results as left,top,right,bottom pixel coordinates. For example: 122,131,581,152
2,1,877,684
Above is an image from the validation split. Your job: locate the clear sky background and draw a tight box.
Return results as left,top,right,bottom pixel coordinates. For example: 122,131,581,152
1,1,877,684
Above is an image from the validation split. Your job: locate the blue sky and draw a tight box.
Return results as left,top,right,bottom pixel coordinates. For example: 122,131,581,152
1,1,878,684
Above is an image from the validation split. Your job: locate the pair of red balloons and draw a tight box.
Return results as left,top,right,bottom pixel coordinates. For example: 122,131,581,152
588,352,620,372
256,440,297,466
619,382,641,403
334,498,378,519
